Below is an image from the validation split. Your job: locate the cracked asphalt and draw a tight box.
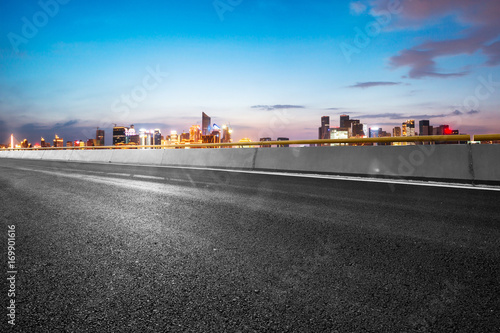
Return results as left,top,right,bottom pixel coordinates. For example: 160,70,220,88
1,159,499,332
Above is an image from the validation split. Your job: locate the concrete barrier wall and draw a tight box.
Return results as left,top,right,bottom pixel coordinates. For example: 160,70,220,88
254,145,473,181
161,148,256,169
1,145,499,183
471,144,500,182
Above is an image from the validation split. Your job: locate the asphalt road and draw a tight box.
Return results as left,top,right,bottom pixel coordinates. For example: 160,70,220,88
1,158,499,332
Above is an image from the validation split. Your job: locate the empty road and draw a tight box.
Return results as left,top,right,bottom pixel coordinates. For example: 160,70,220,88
1,158,499,332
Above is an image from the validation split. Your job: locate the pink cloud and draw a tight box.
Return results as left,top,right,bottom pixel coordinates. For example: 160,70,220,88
368,0,500,78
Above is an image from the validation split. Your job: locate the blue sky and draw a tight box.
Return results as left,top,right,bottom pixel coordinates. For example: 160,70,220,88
1,0,499,145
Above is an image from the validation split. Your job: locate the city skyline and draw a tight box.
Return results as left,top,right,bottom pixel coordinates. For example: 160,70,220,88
1,0,499,145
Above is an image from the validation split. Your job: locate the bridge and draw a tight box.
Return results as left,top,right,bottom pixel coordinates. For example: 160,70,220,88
1,136,499,331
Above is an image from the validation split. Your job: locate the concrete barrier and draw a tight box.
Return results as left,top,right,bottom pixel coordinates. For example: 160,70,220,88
161,148,256,169
254,145,473,182
21,150,45,159
110,149,164,165
69,150,114,163
471,144,500,183
40,150,73,161
1,144,499,184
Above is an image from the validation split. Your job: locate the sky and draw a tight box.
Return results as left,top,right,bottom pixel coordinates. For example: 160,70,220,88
0,0,499,145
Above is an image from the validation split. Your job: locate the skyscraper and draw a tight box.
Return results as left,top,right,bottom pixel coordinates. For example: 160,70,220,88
154,129,161,146
96,128,105,146
190,125,202,142
419,120,430,136
340,115,350,129
202,112,211,135
113,125,128,145
318,116,330,141
53,135,63,147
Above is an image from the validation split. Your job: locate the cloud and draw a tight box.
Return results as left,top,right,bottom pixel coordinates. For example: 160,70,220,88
350,1,367,15
367,0,500,78
54,119,79,128
348,81,402,89
357,109,476,120
251,105,305,111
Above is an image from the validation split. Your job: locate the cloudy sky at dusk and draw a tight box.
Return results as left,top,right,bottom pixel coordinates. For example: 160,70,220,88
1,0,499,145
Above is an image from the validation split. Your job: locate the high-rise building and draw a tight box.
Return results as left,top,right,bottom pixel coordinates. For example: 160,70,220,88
96,128,105,146
113,125,128,145
351,123,364,137
393,127,401,137
202,112,211,135
154,129,161,146
318,116,330,141
221,125,232,144
419,120,430,136
53,135,63,147
41,137,51,148
189,125,202,143
402,120,415,136
340,115,350,129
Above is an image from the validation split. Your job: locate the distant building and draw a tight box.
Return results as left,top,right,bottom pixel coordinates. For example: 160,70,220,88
113,126,128,145
339,114,350,129
277,137,289,147
318,116,330,142
189,125,202,143
259,137,272,147
330,127,348,146
221,125,232,144
41,137,50,148
66,141,73,147
351,123,364,137
96,128,105,146
202,112,211,135
393,127,401,137
53,135,64,147
419,120,430,136
154,129,162,146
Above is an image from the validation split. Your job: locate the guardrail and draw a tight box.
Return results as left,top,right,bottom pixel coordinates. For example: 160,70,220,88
2,134,499,150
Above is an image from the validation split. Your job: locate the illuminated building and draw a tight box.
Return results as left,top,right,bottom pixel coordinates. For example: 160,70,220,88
238,138,253,148
86,139,95,146
168,131,178,145
202,112,211,135
402,120,416,145
190,125,202,143
41,137,51,148
180,131,190,142
20,139,30,148
259,137,272,147
96,128,105,146
393,127,401,137
402,120,415,136
221,125,232,144
330,128,348,146
113,125,128,145
277,137,289,147
53,135,64,147
66,141,73,147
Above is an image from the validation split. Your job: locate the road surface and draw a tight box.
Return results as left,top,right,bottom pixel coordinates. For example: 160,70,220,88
1,158,499,332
